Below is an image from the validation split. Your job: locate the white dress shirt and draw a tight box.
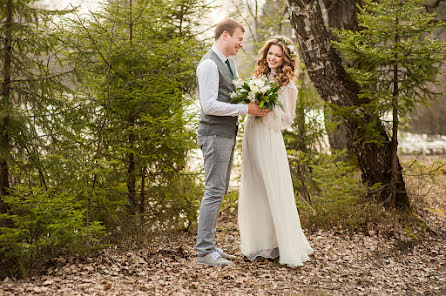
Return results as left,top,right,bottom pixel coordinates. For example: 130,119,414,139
196,45,248,116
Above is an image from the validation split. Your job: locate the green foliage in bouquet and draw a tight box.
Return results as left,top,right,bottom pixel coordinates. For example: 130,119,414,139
230,76,282,111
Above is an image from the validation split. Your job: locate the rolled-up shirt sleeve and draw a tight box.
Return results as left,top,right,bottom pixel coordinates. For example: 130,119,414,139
197,59,248,116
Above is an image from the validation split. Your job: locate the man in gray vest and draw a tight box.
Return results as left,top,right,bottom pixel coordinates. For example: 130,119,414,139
196,18,269,266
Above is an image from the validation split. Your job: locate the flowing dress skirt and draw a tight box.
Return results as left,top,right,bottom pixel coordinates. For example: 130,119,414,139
238,118,313,267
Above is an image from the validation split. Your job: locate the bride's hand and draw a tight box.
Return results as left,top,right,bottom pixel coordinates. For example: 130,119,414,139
248,103,270,117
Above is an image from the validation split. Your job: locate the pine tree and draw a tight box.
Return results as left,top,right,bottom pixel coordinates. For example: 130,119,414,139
0,0,211,276
332,0,446,206
0,0,72,221
63,0,210,226
0,0,107,277
288,0,445,208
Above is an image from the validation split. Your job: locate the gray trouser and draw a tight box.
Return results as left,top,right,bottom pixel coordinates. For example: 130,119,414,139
196,135,236,256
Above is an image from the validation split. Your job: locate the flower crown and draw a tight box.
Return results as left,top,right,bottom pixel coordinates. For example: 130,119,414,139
274,36,297,59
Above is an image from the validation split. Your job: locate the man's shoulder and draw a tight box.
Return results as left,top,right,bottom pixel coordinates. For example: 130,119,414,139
197,58,217,73
198,48,214,62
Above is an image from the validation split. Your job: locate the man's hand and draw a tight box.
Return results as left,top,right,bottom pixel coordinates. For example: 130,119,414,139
247,103,270,117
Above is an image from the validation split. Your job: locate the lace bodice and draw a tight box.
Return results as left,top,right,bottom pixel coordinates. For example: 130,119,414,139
246,80,297,131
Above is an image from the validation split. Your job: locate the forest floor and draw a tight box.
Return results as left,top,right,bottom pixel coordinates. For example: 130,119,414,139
1,155,445,296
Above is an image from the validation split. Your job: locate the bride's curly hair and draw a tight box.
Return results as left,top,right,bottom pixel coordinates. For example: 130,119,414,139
253,37,298,87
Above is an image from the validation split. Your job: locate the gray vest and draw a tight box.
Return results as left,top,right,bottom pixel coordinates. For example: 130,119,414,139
197,50,238,138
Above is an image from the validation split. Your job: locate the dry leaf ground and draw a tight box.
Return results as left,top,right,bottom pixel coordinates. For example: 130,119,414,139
1,213,444,296
1,155,445,296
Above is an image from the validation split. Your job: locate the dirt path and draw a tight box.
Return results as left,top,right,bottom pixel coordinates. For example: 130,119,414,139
1,211,445,296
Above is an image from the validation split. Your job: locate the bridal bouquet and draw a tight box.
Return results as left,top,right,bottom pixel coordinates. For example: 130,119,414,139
230,75,282,112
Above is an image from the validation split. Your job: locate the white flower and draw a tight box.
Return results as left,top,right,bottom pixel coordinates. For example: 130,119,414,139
232,78,243,89
260,85,270,94
230,92,237,99
248,78,265,91
248,80,256,90
247,91,256,102
250,85,260,94
255,78,265,88
288,45,297,58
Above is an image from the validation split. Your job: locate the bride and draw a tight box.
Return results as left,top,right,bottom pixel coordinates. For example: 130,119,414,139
238,37,313,267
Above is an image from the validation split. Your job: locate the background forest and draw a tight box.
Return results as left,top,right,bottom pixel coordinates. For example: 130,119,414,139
0,0,445,282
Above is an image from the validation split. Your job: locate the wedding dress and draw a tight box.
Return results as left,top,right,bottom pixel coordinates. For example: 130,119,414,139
238,78,313,267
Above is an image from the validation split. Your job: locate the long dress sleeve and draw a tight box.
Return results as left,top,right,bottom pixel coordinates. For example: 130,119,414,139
278,81,297,130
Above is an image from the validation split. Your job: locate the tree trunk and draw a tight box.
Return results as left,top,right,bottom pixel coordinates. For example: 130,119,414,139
139,167,146,220
288,0,410,208
320,0,359,31
319,0,357,158
127,0,137,215
391,69,399,208
0,0,13,221
324,106,353,161
127,134,136,215
391,14,400,207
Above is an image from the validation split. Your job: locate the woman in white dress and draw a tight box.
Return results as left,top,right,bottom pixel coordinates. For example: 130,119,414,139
238,37,313,267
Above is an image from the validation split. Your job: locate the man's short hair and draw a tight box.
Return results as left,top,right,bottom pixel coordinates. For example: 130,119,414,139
214,18,245,40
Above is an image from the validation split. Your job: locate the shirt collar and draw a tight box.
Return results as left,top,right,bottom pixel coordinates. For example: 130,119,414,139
212,45,228,63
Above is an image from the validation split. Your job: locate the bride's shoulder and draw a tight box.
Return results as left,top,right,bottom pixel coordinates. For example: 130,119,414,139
282,80,297,91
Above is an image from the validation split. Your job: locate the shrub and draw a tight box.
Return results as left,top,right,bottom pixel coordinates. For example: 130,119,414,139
290,151,390,231
0,186,104,277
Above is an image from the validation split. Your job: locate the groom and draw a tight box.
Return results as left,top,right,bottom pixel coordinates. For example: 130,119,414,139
196,18,269,266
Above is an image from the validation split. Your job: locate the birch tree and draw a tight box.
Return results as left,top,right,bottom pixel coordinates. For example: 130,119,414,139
287,0,411,207
332,0,446,206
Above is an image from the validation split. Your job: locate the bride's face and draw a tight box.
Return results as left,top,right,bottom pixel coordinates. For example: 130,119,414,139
266,44,283,70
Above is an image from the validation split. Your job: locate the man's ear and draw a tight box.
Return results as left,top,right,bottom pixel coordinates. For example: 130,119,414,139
222,31,229,40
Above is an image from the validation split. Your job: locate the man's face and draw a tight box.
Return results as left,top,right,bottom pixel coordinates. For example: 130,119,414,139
223,28,244,56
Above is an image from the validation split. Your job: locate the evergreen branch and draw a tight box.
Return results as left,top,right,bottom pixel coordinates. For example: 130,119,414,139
11,70,73,83
69,4,118,75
